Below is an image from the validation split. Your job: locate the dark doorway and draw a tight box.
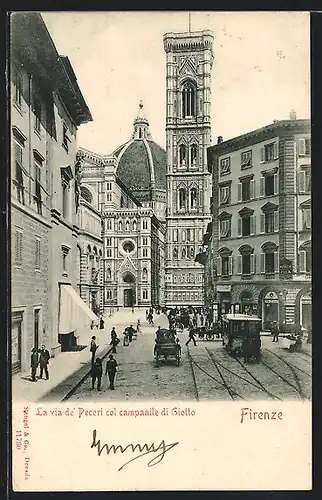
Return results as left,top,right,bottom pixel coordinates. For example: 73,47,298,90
124,288,134,307
34,308,40,349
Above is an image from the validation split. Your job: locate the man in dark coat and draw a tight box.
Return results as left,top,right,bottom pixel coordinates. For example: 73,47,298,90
185,329,197,346
127,324,135,342
99,316,105,329
90,336,98,364
271,321,280,342
30,348,39,382
91,358,103,391
39,345,50,380
110,327,119,354
105,354,118,390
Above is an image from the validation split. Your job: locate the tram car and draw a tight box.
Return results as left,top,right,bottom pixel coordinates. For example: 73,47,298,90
222,314,262,360
154,329,181,366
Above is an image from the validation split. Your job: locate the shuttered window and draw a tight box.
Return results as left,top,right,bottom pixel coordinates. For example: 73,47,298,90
35,238,41,270
15,230,23,266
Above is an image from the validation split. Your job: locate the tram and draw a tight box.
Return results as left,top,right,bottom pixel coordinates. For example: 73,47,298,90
222,314,262,360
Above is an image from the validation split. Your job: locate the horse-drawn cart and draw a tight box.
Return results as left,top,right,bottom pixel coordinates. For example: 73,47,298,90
154,329,181,366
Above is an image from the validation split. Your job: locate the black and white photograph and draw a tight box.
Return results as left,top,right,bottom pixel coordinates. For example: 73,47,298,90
10,11,311,405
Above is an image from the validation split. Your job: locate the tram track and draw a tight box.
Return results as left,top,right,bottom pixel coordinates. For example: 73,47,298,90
263,349,307,400
267,350,311,378
187,348,244,401
259,355,304,400
186,348,199,401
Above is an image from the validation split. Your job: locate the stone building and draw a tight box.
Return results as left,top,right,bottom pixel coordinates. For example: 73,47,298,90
206,114,311,333
163,30,214,307
76,152,104,316
78,105,166,310
11,13,94,372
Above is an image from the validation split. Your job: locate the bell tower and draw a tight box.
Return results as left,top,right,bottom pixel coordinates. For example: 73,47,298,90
163,30,214,307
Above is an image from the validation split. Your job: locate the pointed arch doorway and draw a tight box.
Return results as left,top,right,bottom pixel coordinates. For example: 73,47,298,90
122,272,136,307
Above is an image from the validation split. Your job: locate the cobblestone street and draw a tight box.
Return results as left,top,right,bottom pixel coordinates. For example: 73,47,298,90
69,313,312,402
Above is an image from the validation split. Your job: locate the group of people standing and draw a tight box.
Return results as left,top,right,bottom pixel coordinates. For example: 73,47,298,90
167,306,213,331
89,325,118,392
30,345,51,382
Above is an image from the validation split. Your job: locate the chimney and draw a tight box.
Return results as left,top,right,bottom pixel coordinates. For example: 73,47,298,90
289,109,297,120
217,136,223,144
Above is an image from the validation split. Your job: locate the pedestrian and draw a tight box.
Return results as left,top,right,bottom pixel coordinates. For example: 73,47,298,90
90,336,98,363
100,316,105,329
137,319,141,333
242,335,250,363
110,328,119,354
91,357,103,391
176,337,182,356
271,321,279,342
123,328,129,346
105,354,118,390
30,347,39,382
185,329,197,347
90,320,94,330
39,345,50,380
128,324,135,342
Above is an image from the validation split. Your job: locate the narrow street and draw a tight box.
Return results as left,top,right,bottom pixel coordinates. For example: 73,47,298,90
69,313,312,402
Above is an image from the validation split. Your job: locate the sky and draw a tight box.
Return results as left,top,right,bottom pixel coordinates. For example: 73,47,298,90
41,11,310,155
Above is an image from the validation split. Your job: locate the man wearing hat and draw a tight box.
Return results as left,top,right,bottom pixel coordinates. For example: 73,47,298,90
105,354,118,390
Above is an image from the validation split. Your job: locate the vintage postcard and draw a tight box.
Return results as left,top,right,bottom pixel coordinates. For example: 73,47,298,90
10,11,311,491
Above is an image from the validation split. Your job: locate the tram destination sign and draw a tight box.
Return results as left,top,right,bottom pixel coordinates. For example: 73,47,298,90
279,257,293,278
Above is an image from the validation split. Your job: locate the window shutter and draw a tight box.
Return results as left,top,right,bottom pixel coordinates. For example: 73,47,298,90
298,138,305,156
15,231,22,266
260,252,265,273
217,257,222,276
299,250,306,272
274,173,279,194
35,239,40,269
237,183,242,202
307,209,312,229
250,179,255,199
228,255,233,275
250,254,255,274
260,177,265,197
237,217,242,237
273,142,278,159
274,211,279,232
250,215,256,235
260,147,265,163
274,251,279,274
299,170,305,192
260,214,265,233
237,255,242,275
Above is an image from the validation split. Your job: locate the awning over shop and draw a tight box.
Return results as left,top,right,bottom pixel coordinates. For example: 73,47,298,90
59,284,99,334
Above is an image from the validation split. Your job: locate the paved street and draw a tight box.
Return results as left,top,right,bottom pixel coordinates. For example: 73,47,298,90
69,312,312,402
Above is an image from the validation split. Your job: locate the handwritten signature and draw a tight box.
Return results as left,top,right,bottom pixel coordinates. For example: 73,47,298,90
91,429,179,471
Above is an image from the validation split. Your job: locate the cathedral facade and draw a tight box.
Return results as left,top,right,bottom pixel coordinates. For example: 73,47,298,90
163,30,214,307
78,105,166,311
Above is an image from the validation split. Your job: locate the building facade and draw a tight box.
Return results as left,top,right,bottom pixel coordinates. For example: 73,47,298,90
163,30,214,307
11,13,93,372
78,117,166,311
206,115,311,333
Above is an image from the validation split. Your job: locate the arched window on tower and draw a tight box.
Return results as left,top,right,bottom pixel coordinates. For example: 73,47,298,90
190,144,197,167
178,188,186,211
125,220,130,231
190,188,198,210
182,81,196,118
179,144,186,167
139,128,142,139
142,267,148,281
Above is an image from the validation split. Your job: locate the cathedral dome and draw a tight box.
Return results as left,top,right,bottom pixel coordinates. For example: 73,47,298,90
113,102,167,195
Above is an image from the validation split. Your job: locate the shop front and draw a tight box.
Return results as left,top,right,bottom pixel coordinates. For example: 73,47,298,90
261,290,280,331
217,284,232,317
296,289,312,338
240,290,258,315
